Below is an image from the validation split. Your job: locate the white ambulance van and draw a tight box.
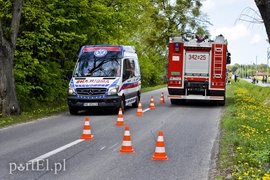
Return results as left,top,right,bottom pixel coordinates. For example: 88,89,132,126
67,45,141,115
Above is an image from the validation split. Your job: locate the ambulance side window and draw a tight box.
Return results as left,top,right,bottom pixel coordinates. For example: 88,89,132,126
123,59,131,81
130,59,135,77
133,59,140,76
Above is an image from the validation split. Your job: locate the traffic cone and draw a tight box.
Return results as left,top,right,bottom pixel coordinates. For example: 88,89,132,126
159,92,165,104
80,117,94,140
152,130,168,160
149,96,155,109
119,126,135,153
136,101,144,116
115,108,125,126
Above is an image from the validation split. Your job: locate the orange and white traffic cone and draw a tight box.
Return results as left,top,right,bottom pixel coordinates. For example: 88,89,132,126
149,96,155,109
136,101,144,116
152,130,168,160
159,92,165,104
80,117,94,140
119,126,135,153
115,108,125,126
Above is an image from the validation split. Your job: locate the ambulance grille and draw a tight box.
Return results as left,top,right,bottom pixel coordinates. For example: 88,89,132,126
76,88,107,96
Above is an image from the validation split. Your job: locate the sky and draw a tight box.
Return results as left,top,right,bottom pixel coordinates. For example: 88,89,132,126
201,0,269,66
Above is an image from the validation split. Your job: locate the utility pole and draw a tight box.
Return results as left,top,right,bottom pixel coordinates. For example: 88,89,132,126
267,48,270,86
256,56,258,81
250,61,252,77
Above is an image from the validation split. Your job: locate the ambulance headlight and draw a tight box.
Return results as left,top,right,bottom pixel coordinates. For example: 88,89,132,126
108,86,119,95
68,87,76,95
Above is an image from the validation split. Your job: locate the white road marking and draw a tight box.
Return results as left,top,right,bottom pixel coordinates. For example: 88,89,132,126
28,139,84,163
143,108,151,112
27,103,152,163
109,143,118,149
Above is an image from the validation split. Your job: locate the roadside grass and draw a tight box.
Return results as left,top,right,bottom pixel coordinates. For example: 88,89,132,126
217,80,270,179
0,85,167,128
141,84,167,92
0,104,68,128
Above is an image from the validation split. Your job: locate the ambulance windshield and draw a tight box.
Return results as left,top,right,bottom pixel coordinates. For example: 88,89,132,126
74,51,121,77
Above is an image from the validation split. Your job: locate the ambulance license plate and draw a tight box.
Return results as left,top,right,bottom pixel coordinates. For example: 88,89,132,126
84,103,98,106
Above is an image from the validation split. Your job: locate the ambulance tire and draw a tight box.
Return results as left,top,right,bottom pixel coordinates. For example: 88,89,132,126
118,96,126,114
132,93,140,108
69,108,79,115
121,98,125,113
114,98,125,114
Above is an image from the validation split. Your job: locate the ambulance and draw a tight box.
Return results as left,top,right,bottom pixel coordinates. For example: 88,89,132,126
67,45,141,115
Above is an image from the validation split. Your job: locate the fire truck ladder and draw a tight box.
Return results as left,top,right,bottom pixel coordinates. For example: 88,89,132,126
213,44,223,78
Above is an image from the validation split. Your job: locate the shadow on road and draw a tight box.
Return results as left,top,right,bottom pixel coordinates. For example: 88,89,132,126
169,100,224,108
70,106,133,116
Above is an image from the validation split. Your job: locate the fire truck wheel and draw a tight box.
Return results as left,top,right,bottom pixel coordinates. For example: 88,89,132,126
217,100,225,106
170,99,178,105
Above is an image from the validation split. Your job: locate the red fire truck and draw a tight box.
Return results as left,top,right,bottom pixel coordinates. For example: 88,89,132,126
167,34,231,105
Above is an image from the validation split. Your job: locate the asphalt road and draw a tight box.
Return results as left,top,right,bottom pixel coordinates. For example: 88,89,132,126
0,88,223,180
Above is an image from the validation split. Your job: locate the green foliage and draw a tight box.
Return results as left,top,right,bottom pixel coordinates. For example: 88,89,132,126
1,0,208,113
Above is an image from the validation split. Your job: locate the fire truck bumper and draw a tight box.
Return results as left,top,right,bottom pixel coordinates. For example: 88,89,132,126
167,95,224,101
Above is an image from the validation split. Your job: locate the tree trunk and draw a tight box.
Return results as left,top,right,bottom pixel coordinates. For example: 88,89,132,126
0,0,23,117
0,44,20,116
255,0,270,43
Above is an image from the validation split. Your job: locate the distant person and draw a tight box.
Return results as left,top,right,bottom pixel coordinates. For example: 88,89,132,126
234,74,238,82
262,76,267,84
251,75,256,84
227,70,232,84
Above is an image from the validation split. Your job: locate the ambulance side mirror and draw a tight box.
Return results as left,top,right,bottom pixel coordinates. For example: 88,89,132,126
67,70,73,80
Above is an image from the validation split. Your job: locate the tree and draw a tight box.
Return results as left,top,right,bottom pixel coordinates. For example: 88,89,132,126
0,0,23,116
131,0,209,85
0,0,208,117
255,0,270,43
236,1,270,44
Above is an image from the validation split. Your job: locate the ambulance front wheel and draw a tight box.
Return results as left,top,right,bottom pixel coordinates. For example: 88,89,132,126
69,107,79,115
119,96,126,114
132,93,140,108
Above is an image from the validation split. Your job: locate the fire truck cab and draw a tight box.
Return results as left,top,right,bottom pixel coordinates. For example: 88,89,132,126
167,34,231,105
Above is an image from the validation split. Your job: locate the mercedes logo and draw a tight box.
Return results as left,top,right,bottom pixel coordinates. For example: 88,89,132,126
88,89,94,95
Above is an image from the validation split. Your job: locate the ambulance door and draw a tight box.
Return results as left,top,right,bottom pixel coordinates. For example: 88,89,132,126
122,58,132,99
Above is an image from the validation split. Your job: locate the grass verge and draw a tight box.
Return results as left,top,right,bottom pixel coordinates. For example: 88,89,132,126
216,80,270,179
0,104,68,128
